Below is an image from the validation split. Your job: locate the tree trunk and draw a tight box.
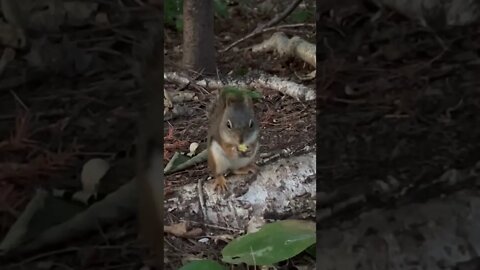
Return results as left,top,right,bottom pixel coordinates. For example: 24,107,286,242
182,0,216,75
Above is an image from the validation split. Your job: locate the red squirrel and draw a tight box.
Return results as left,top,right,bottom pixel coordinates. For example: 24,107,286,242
207,89,260,192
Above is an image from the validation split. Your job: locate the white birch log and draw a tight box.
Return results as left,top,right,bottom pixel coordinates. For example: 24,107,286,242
318,162,480,270
164,71,316,101
165,152,317,228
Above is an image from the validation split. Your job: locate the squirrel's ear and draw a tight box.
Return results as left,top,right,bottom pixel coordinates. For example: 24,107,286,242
218,90,228,107
225,94,236,106
243,95,253,107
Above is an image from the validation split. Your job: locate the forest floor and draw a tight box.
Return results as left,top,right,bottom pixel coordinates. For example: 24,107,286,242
0,0,479,269
162,2,316,269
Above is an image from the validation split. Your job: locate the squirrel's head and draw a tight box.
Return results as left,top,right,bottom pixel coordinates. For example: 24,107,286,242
219,93,259,146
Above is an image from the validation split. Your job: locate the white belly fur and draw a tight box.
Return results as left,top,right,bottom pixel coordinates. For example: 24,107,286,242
210,139,258,174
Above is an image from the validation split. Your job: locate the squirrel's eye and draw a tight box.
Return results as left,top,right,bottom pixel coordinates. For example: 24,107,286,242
249,119,253,128
227,120,232,129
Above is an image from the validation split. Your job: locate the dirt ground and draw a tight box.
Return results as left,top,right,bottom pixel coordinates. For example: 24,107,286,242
316,5,480,228
0,0,479,269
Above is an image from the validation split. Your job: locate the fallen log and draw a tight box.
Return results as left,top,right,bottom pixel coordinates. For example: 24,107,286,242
166,152,317,228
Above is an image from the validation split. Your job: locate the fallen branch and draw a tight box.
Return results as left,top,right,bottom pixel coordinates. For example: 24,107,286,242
221,0,304,53
164,71,316,101
0,189,48,252
252,32,316,68
1,180,137,254
163,89,200,120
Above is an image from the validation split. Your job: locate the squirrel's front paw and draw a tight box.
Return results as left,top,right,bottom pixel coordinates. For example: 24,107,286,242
237,144,256,157
212,175,228,193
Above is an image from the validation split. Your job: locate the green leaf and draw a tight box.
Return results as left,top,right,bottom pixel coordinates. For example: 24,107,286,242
165,0,228,30
221,220,316,266
213,0,228,18
165,0,183,30
223,86,262,100
179,260,226,270
164,150,207,175
175,15,184,31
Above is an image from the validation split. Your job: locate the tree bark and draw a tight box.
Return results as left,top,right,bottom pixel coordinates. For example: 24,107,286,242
182,0,216,75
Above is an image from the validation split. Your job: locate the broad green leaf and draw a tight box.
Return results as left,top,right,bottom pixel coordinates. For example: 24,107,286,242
179,259,226,270
221,219,316,266
164,152,189,174
164,150,207,175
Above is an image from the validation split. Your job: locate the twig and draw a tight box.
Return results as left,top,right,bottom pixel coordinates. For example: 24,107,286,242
172,71,204,94
246,24,315,52
10,90,28,112
221,0,305,53
13,247,80,266
9,244,131,267
85,47,124,56
265,23,314,32
255,0,304,31
166,71,316,101
187,220,243,233
197,177,208,220
75,152,115,157
0,110,65,121
221,23,313,54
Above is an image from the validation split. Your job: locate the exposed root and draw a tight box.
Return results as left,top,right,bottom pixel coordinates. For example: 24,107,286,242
252,32,316,68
